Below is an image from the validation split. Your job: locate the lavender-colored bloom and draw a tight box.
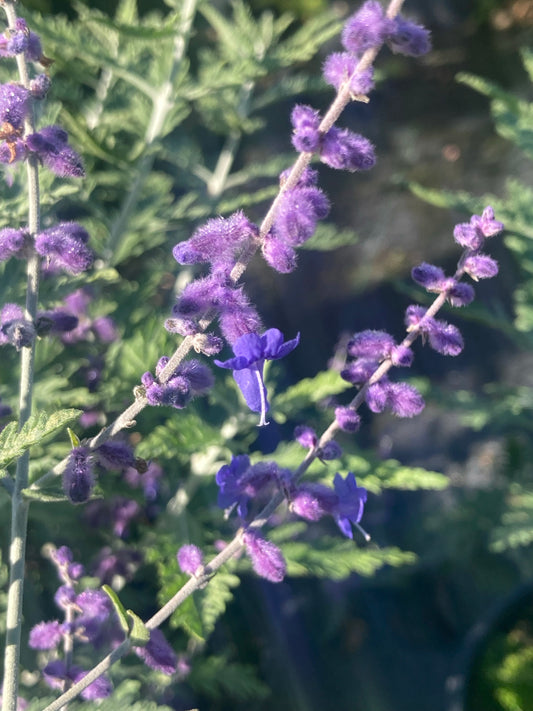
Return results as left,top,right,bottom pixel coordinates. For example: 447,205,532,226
52,545,74,567
177,544,204,575
134,628,177,675
63,446,94,504
215,328,300,425
175,359,214,393
366,379,389,413
341,358,379,384
348,330,395,359
317,440,342,461
294,424,318,449
243,530,286,583
323,52,374,94
124,461,163,501
390,344,413,367
42,660,68,691
335,405,361,432
0,20,30,57
76,589,112,642
447,281,475,307
291,483,338,521
472,206,504,238
280,165,319,188
72,669,113,701
290,104,321,153
143,358,213,410
0,227,25,261
0,137,26,165
54,584,76,610
411,262,447,291
428,320,463,356
387,382,425,417
341,1,393,55
172,211,257,269
262,234,298,273
273,186,329,246
333,472,367,539
388,15,431,56
321,127,375,172
25,32,43,63
216,454,251,516
28,620,63,650
35,222,93,275
27,125,85,178
111,497,141,538
453,222,484,251
463,253,498,280
92,546,143,586
92,316,118,342
35,309,78,336
96,441,135,471
216,457,280,518
404,304,428,331
29,74,51,99
0,303,34,349
0,83,30,130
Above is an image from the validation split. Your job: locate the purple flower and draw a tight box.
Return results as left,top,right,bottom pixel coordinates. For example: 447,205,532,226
473,206,505,237
261,234,297,273
0,83,30,130
386,382,425,417
29,74,51,100
273,186,329,247
26,125,85,178
341,1,393,55
63,446,94,504
333,472,367,539
390,345,413,368
0,303,34,349
142,358,213,410
453,207,503,251
96,441,135,471
294,424,318,449
463,253,498,280
291,483,338,521
215,328,300,426
447,281,475,307
35,222,93,275
347,330,395,359
323,52,374,94
71,669,112,701
35,309,78,336
28,620,63,650
290,104,321,153
134,628,177,675
172,211,257,270
216,456,280,518
411,262,447,291
317,440,342,461
341,358,379,384
0,227,25,261
335,406,361,432
243,530,286,583
321,127,375,172
177,544,204,575
388,15,431,57
25,32,44,63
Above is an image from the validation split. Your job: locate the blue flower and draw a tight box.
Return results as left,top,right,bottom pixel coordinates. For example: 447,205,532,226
215,328,299,426
333,472,367,539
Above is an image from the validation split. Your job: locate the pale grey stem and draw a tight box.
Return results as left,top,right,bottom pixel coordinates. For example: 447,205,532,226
1,3,41,710
105,0,198,263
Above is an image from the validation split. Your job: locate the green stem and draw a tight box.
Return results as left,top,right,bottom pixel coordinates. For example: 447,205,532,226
105,0,198,264
1,3,41,709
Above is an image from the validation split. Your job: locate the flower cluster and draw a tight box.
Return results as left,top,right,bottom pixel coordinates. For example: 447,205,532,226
29,545,177,696
28,546,114,701
141,356,214,409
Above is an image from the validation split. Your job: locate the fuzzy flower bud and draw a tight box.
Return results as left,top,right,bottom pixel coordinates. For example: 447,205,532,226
341,1,393,55
177,544,204,575
388,15,431,57
335,406,361,432
35,222,93,275
323,52,374,94
321,127,375,172
243,530,286,583
0,83,30,130
63,446,94,504
0,227,25,261
134,629,177,675
291,483,338,521
463,253,499,280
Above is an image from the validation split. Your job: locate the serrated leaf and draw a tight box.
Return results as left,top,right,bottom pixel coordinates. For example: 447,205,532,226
0,409,81,469
281,538,416,580
273,370,352,420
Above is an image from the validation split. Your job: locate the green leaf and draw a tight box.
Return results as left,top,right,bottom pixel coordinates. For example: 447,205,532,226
273,370,352,420
126,609,150,646
281,537,416,579
102,584,130,635
0,409,82,469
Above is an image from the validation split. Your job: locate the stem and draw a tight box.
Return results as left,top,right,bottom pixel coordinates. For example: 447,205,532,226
2,2,41,709
104,0,198,264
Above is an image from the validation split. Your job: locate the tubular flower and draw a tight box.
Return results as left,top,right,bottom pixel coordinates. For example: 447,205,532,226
215,328,299,426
